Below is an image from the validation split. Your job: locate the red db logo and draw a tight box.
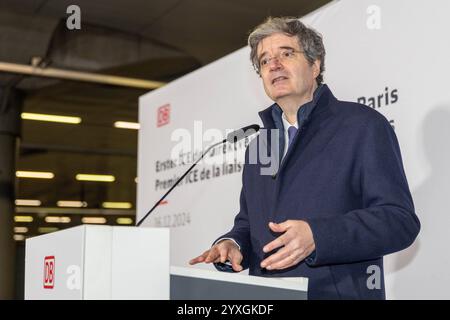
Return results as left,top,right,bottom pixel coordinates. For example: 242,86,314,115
43,256,55,289
157,104,171,127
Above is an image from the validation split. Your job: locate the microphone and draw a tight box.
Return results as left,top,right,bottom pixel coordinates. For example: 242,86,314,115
136,124,260,226
226,124,260,143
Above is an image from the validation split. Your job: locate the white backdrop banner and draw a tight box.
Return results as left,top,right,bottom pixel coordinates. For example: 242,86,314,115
138,0,450,299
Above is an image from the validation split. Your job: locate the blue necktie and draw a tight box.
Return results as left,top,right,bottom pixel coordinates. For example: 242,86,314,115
288,126,298,148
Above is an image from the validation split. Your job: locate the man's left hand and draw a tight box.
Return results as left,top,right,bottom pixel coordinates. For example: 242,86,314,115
260,220,315,270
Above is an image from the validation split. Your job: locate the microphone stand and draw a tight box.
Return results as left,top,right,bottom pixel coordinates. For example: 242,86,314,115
136,139,226,226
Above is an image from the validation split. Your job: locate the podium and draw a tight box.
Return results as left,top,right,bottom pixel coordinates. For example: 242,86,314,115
25,225,308,300
170,266,308,300
25,225,170,299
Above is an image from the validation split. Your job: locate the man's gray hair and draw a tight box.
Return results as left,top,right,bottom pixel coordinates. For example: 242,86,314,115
248,16,326,85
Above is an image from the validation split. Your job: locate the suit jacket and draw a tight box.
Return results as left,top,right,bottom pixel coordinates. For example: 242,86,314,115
215,84,420,299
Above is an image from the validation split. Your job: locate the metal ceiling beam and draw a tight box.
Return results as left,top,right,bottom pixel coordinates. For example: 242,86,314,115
0,61,166,90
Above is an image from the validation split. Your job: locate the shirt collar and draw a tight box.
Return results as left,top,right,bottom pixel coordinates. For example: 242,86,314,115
281,112,298,130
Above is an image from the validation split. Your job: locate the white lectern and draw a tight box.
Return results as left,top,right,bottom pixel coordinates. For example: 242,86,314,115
25,225,308,300
25,225,170,300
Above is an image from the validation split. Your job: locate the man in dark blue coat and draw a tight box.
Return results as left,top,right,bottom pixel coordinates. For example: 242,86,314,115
190,17,420,299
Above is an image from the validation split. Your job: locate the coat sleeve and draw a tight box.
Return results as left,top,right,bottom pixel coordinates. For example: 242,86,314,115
213,187,251,272
213,151,252,272
305,113,421,266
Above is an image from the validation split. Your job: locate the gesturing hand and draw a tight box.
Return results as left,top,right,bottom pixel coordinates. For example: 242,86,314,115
260,220,315,270
189,239,243,272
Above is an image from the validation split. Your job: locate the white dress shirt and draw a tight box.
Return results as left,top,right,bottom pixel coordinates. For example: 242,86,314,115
281,112,299,159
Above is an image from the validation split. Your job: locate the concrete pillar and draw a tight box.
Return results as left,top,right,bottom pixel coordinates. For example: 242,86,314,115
0,87,22,299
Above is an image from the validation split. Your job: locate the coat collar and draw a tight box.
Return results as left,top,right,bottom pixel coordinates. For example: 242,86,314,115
258,83,336,130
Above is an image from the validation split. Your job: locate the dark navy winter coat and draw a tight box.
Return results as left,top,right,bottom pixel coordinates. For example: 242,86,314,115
215,84,420,299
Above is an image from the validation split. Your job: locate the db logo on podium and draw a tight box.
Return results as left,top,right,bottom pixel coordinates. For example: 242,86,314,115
43,256,55,289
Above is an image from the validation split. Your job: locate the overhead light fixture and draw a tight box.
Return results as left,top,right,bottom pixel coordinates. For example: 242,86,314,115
15,199,42,206
57,201,87,208
116,217,133,225
45,216,71,223
16,171,54,179
21,112,81,124
14,227,28,233
114,121,140,130
102,202,132,209
76,174,115,182
38,227,59,233
13,234,25,241
14,215,34,223
82,217,107,224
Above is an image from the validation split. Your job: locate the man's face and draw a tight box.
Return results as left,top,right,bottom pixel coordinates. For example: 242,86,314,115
256,33,320,103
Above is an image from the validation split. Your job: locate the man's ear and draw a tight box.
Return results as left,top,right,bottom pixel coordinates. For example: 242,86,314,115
312,60,321,79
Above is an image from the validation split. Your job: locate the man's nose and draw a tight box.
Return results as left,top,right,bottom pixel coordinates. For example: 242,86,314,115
268,57,282,71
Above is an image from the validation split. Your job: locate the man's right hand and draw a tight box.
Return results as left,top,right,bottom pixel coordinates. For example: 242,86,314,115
189,239,243,272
